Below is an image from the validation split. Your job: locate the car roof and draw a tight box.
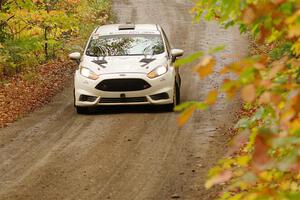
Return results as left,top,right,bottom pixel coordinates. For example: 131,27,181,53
94,24,161,36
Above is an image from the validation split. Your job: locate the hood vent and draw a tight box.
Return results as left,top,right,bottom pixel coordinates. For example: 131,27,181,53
140,58,156,67
140,58,155,63
92,59,107,68
118,24,135,30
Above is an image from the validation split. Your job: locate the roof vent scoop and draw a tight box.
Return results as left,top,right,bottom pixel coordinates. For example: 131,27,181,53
118,24,135,30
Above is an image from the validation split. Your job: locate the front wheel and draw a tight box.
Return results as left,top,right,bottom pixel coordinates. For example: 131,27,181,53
165,83,180,112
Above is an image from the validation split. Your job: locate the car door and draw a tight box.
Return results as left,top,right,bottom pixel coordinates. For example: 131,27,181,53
161,28,181,87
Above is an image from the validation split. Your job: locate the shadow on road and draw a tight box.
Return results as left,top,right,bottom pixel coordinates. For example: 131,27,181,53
83,105,175,115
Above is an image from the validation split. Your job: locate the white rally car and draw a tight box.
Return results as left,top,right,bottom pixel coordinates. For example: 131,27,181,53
69,24,184,114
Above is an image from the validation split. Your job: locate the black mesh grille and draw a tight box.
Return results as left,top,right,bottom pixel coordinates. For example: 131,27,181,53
95,79,151,92
99,97,148,104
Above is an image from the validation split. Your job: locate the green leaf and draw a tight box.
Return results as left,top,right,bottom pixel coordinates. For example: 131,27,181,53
272,137,300,148
175,51,203,67
251,107,265,123
196,102,208,110
235,117,251,129
279,2,294,15
269,42,292,60
208,45,225,54
284,192,300,200
239,67,256,84
174,101,197,112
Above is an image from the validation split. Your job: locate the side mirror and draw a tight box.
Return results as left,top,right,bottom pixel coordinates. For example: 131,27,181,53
69,52,81,61
171,49,184,62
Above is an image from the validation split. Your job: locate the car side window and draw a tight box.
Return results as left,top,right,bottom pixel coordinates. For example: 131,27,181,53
161,28,171,57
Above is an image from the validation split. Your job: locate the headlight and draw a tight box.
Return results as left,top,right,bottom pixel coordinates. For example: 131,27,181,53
80,67,99,80
147,65,168,79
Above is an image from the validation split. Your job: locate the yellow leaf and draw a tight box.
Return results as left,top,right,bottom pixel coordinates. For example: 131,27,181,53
286,10,300,25
288,24,300,38
178,105,196,126
206,90,218,105
292,39,300,56
281,108,296,127
236,155,251,167
292,120,300,134
241,84,256,103
259,171,273,182
194,56,215,80
295,172,300,180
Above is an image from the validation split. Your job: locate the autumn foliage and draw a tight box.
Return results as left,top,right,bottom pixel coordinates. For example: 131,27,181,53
0,0,110,126
0,0,110,77
177,0,300,199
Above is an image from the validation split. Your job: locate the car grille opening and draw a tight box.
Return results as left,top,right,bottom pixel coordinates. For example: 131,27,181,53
95,79,151,92
99,97,148,104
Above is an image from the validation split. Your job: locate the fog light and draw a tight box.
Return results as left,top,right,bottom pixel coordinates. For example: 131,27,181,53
150,92,169,100
79,95,97,102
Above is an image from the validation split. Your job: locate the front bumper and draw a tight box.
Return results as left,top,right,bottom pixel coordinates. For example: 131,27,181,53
74,71,175,107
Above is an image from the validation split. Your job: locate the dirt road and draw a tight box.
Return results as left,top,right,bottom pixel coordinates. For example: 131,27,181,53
0,1,248,199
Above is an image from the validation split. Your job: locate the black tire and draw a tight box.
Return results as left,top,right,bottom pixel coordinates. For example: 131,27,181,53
176,82,181,105
73,88,76,107
165,82,180,112
75,106,90,114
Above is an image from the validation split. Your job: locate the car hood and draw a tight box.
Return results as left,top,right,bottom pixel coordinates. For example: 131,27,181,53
80,54,168,75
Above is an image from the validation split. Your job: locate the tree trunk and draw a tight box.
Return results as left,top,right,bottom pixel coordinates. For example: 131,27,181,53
44,2,50,60
44,26,48,60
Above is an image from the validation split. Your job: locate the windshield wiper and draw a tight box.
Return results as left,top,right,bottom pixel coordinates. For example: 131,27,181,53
143,45,154,57
91,47,108,68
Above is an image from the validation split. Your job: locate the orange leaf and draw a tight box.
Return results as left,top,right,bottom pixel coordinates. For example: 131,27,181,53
223,79,237,99
228,130,250,155
205,170,232,189
269,58,287,79
291,93,300,112
241,84,256,103
273,0,286,4
269,65,284,79
226,89,237,99
251,134,271,171
259,79,272,89
178,105,196,126
258,25,270,44
271,94,282,105
254,63,266,70
259,91,271,105
220,66,230,75
206,90,218,105
194,56,215,80
242,7,256,25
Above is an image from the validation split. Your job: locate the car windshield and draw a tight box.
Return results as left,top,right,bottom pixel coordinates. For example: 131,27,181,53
86,34,165,57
